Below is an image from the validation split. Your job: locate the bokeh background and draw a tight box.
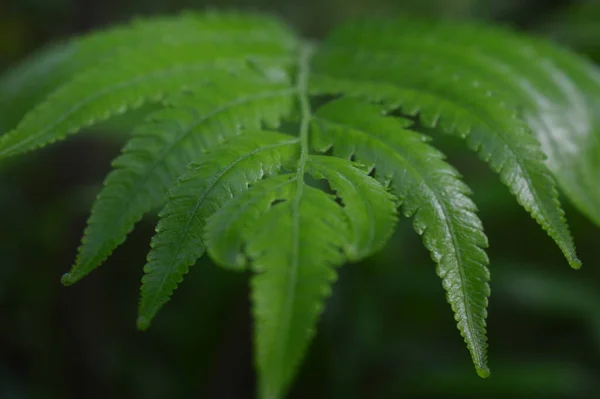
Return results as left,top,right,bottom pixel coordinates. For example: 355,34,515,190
1,0,600,398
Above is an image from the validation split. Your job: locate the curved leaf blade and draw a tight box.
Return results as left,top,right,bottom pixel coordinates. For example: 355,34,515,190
306,155,397,260
137,131,299,330
313,97,491,377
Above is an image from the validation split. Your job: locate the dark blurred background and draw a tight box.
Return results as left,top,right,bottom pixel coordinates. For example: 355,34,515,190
1,0,600,398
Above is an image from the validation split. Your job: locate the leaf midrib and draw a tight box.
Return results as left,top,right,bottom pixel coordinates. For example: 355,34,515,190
267,42,314,396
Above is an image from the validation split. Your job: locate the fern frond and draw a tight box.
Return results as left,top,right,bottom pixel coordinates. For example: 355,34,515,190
4,10,599,396
136,131,300,330
313,97,491,377
61,74,296,286
310,19,582,269
205,154,396,398
0,12,297,158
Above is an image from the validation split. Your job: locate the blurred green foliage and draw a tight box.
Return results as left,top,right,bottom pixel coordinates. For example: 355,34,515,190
1,0,600,398
536,1,600,61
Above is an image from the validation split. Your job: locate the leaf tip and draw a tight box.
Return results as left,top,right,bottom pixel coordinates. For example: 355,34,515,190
476,366,490,379
60,273,76,286
136,316,150,331
569,257,582,270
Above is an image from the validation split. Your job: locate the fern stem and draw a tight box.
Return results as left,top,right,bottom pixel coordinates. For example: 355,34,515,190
295,42,315,177
261,41,315,399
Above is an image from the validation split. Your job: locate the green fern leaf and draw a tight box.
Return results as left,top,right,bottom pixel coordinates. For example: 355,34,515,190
137,131,300,330
4,10,600,397
220,176,348,399
61,75,296,285
203,44,398,397
313,97,491,377
205,156,396,398
0,13,296,158
310,19,581,269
